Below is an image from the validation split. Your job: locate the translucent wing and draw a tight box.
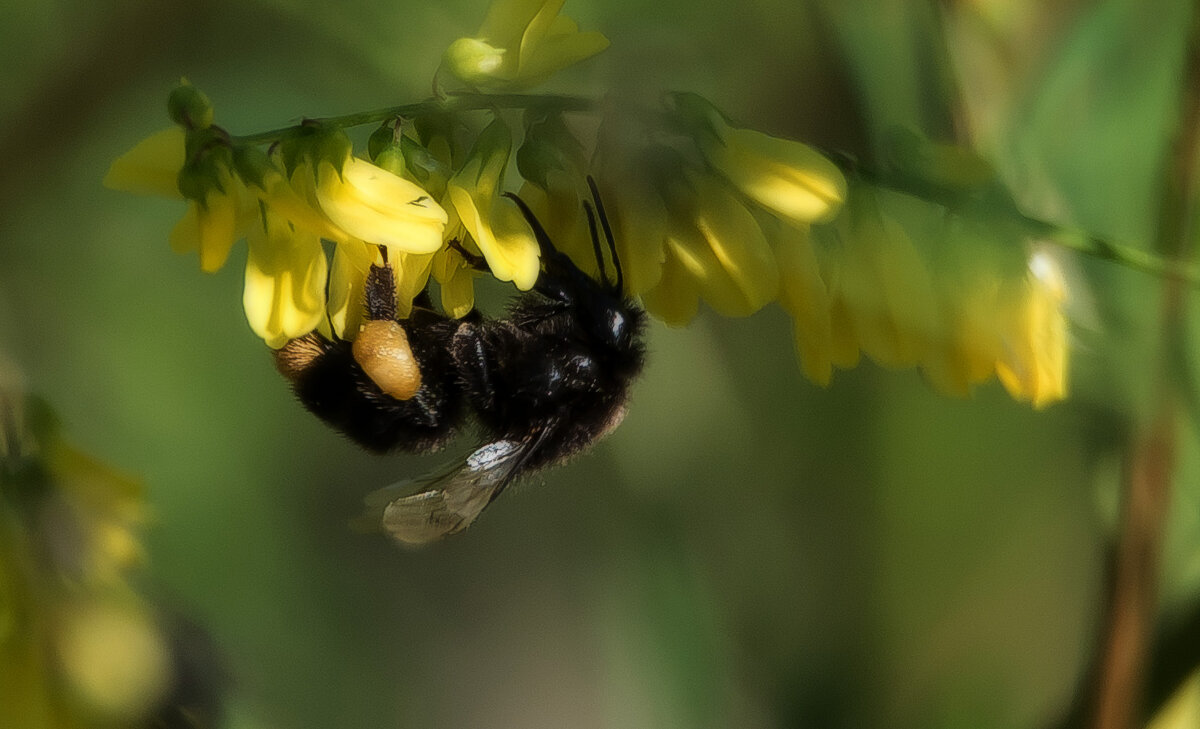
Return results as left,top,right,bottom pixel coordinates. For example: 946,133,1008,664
358,439,529,547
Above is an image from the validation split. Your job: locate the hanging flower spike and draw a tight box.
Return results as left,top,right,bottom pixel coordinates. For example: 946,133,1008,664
442,0,609,90
446,117,540,291
243,207,329,349
673,92,848,227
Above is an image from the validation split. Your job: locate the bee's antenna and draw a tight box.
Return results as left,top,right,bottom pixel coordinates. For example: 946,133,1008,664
586,176,623,295
582,200,611,289
503,192,560,258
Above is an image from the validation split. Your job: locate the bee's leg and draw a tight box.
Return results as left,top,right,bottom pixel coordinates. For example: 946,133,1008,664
363,260,398,321
447,238,491,274
407,390,442,428
450,322,501,419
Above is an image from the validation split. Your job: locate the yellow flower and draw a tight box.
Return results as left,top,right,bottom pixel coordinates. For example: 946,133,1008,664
516,179,595,274
918,223,1007,398
314,156,447,255
592,172,668,296
243,208,329,349
819,195,938,369
103,127,186,199
442,0,609,90
995,250,1068,407
327,241,379,340
674,93,847,226
643,174,779,322
446,119,540,290
703,124,847,227
432,244,480,319
168,166,256,273
773,222,834,386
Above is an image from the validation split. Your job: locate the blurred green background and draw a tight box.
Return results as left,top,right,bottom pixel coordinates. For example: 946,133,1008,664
2,0,1199,727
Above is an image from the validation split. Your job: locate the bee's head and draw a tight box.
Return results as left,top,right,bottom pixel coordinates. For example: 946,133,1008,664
504,181,642,352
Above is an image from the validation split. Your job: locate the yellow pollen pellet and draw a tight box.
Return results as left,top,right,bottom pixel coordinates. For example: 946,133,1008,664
353,320,422,400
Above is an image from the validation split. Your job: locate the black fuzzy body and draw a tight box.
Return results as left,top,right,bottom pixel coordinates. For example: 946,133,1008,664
277,306,465,454
450,289,646,472
277,187,646,539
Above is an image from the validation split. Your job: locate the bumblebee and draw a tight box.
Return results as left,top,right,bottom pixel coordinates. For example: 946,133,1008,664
275,180,645,545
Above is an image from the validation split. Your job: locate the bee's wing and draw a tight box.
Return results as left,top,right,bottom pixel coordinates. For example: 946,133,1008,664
359,438,532,547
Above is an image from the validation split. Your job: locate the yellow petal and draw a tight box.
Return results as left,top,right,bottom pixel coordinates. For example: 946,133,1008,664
775,225,833,386
705,125,847,226
447,186,540,290
443,38,508,84
641,248,700,326
243,210,329,347
432,246,478,319
168,173,254,272
196,192,241,273
327,241,380,339
103,127,185,198
260,167,349,242
479,0,548,48
666,176,779,317
316,158,446,254
831,211,937,368
995,255,1068,407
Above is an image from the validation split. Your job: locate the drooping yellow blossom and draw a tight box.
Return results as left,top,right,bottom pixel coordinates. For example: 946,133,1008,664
642,173,779,323
818,193,939,369
995,250,1068,407
596,173,668,296
327,241,379,340
917,221,1009,398
314,156,447,255
442,0,609,90
169,166,256,273
703,124,847,227
432,244,480,319
446,118,540,290
672,92,847,226
773,222,834,386
55,597,172,720
243,208,329,348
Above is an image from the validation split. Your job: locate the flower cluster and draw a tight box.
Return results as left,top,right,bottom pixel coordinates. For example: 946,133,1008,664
105,0,1068,406
0,367,175,726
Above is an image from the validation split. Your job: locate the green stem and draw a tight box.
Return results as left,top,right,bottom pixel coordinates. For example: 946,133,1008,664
1019,216,1200,286
233,92,597,146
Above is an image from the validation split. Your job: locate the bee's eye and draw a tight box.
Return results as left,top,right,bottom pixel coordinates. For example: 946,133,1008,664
607,309,626,343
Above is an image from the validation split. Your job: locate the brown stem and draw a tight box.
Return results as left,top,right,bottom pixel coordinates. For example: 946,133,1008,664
1091,7,1200,729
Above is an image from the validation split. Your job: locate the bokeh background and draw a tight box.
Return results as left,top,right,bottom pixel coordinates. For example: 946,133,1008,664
3,0,1199,727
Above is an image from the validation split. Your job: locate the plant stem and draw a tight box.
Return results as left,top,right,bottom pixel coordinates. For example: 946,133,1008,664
233,92,597,146
1091,7,1200,729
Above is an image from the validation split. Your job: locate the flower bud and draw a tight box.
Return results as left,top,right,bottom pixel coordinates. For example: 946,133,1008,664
442,37,506,85
167,81,214,130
